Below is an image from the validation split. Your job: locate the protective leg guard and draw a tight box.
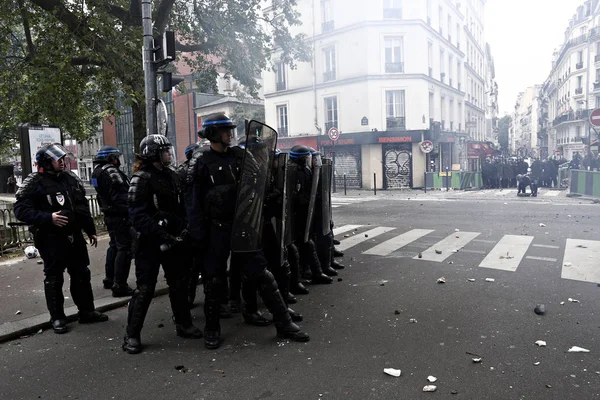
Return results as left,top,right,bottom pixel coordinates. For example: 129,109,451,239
203,277,222,349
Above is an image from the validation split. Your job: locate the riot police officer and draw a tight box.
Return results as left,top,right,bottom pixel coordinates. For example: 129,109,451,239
14,144,108,334
122,135,202,355
177,142,203,307
187,113,309,349
288,145,333,285
91,145,134,297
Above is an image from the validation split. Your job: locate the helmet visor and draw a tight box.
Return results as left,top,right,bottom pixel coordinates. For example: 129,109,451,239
45,144,71,161
312,153,322,168
159,146,175,166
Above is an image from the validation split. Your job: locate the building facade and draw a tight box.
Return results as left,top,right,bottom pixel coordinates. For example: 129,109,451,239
485,43,499,146
264,0,493,189
77,125,104,183
539,0,600,161
511,86,541,158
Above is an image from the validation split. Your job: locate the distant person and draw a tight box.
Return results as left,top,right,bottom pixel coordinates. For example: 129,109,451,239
6,174,16,193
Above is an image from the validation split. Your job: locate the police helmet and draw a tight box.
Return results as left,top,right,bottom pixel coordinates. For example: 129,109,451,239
237,137,247,150
96,145,121,163
35,143,70,170
139,134,173,166
184,143,200,160
200,112,236,143
289,145,312,167
307,147,322,168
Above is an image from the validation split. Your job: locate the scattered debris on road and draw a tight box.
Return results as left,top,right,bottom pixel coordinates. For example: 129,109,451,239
560,301,565,305
467,278,476,282
427,376,437,383
437,277,446,284
337,278,343,282
472,358,482,363
564,262,572,267
409,318,417,323
435,249,442,254
534,304,546,315
418,253,423,258
568,298,580,303
158,323,164,328
485,278,495,282
533,362,540,366
567,346,590,353
37,260,43,265
394,310,401,315
423,385,437,392
535,340,547,347
175,365,189,373
384,368,401,377
14,310,21,315
539,223,546,227
455,229,460,232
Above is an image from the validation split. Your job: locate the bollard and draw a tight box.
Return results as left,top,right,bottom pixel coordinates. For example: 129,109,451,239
424,171,427,193
374,173,377,195
344,174,347,196
445,167,450,192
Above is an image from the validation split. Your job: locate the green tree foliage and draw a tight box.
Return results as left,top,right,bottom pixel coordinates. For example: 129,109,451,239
0,0,310,152
498,115,511,153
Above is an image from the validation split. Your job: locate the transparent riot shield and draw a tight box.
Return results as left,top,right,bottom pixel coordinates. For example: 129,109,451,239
304,166,320,243
321,158,333,235
274,152,288,265
230,121,278,252
284,158,298,245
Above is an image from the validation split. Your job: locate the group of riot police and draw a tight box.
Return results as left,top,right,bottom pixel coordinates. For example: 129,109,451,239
14,113,345,355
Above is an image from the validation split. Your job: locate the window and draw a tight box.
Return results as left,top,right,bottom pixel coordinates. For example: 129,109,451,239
383,0,402,18
448,15,452,42
322,0,334,32
429,92,435,122
324,96,338,132
578,51,584,64
577,75,583,88
323,47,336,81
449,99,454,131
596,68,600,83
596,96,600,108
457,61,462,90
438,7,443,35
440,49,445,82
384,37,404,73
576,126,582,138
596,42,600,55
277,105,289,137
440,96,446,129
428,42,433,76
385,90,406,130
426,0,431,24
456,23,460,48
448,55,453,87
275,62,286,91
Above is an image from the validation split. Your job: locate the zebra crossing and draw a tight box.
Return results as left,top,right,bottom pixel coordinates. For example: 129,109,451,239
448,188,563,198
333,224,599,284
331,196,379,209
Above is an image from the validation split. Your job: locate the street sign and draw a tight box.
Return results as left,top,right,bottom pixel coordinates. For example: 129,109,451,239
361,117,369,126
589,108,600,127
156,99,168,135
328,127,340,141
420,140,434,153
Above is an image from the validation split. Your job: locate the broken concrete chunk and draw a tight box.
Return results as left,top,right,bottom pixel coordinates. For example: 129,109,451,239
534,304,546,315
567,346,590,353
427,376,437,383
384,368,401,377
423,385,437,392
535,340,547,347
437,277,446,284
435,249,442,254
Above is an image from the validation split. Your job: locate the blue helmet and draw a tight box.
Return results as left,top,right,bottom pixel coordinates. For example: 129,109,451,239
289,145,312,166
184,143,200,160
96,145,121,162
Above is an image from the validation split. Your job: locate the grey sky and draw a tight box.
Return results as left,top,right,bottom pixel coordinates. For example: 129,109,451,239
485,0,585,115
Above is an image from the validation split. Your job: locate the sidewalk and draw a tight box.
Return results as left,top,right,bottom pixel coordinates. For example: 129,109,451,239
0,235,168,343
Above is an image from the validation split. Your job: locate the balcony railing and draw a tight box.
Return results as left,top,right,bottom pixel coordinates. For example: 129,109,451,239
276,81,287,91
322,20,334,33
383,8,402,19
278,126,289,137
385,62,404,73
325,121,338,132
552,109,591,127
576,61,584,69
594,81,600,90
323,70,336,82
386,116,406,130
575,87,583,95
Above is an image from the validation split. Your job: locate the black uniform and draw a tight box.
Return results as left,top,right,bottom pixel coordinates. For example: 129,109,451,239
91,161,133,295
14,170,105,330
125,163,200,350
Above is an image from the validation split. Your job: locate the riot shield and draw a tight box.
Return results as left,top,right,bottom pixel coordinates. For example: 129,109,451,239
304,165,320,243
321,158,333,235
230,121,278,252
284,158,298,245
274,152,289,265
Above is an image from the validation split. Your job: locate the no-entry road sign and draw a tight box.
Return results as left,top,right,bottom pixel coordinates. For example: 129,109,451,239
328,127,340,141
589,108,600,127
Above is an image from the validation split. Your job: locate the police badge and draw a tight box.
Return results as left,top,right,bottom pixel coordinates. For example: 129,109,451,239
56,193,65,206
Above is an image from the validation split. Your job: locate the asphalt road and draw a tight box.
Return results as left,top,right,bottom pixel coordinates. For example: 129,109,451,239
1,192,600,399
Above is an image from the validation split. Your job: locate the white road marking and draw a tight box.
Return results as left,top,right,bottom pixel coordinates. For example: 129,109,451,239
414,232,481,262
479,235,534,272
337,227,396,251
459,249,487,255
473,239,496,244
363,229,434,256
562,239,600,283
543,191,560,197
332,225,362,236
526,256,558,262
331,205,341,208
532,244,559,249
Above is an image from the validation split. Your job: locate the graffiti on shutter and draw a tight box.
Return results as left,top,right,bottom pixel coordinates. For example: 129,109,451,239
323,145,362,188
383,143,412,188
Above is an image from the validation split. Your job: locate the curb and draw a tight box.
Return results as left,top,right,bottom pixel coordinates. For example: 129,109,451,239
0,286,169,343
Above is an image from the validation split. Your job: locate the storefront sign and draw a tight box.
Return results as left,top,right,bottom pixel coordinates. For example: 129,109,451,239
379,136,412,143
420,140,434,153
317,130,423,147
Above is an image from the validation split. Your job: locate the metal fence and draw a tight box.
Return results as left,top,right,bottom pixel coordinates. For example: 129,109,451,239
0,195,106,255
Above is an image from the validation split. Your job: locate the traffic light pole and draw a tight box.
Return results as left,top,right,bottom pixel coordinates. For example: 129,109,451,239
142,0,157,136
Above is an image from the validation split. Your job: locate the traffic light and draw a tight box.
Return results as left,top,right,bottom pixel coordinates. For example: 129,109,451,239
161,72,185,92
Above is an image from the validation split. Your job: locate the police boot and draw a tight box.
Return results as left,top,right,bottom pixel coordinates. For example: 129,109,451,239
169,278,201,338
203,277,222,349
305,240,333,284
287,307,303,322
333,248,344,258
112,284,134,298
102,279,113,290
242,276,271,327
70,267,97,317
228,299,241,313
78,310,108,324
333,239,341,245
331,260,345,270
288,246,309,295
44,278,68,334
317,237,338,278
255,270,309,342
287,293,297,304
123,285,155,354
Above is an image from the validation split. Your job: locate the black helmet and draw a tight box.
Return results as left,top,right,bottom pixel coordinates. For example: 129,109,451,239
96,145,121,163
184,143,200,160
35,143,70,170
139,134,173,165
289,145,312,167
200,112,236,143
307,147,322,168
